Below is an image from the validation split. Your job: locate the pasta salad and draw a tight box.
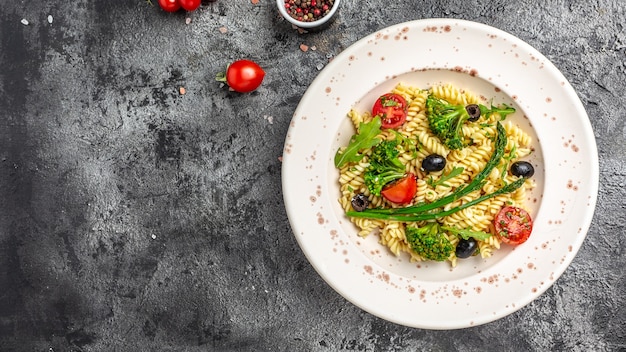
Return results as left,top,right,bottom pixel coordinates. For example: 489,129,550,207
335,83,536,267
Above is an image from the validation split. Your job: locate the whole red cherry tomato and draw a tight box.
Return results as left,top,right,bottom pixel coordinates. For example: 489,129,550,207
179,0,201,11
217,60,266,93
372,93,408,129
494,206,533,245
158,0,181,12
380,173,417,204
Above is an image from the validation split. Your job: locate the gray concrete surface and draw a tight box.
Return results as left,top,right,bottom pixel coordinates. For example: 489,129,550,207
0,0,624,351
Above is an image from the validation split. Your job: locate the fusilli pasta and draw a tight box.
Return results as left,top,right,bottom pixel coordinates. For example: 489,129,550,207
338,83,535,267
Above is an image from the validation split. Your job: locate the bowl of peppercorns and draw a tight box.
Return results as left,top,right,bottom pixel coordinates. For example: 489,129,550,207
277,0,340,31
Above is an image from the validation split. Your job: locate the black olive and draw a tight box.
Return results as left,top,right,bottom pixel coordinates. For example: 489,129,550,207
350,193,369,212
465,104,481,122
510,161,535,178
455,238,478,259
421,154,446,172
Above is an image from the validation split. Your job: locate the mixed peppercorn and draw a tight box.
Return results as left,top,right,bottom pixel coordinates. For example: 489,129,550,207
283,0,335,22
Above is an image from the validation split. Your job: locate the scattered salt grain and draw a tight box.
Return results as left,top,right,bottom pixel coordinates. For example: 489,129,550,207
151,234,157,239
218,26,228,34
47,15,53,24
185,17,192,25
316,63,324,70
263,115,274,124
21,19,29,25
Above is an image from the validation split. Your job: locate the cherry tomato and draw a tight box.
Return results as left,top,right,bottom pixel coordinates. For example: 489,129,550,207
179,0,201,11
372,93,408,129
218,60,266,93
158,0,181,12
380,173,417,204
494,206,533,245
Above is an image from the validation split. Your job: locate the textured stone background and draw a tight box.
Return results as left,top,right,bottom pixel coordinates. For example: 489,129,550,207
0,0,624,351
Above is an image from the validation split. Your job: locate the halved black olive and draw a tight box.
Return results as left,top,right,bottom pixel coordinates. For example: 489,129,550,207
421,154,446,172
351,193,369,212
510,161,535,178
465,104,481,122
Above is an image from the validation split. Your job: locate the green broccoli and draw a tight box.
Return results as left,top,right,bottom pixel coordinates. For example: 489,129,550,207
405,223,454,261
364,139,406,196
425,94,516,150
425,94,472,150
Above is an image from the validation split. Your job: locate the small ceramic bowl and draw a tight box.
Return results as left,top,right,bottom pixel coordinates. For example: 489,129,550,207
276,0,340,31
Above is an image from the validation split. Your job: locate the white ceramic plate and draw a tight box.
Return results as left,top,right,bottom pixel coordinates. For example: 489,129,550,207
281,19,598,329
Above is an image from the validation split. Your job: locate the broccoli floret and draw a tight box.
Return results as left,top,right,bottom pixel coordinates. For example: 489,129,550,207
426,94,516,150
425,94,472,150
364,139,406,196
405,223,454,261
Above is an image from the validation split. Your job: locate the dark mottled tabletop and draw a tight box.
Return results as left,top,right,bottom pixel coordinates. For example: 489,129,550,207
1,1,624,351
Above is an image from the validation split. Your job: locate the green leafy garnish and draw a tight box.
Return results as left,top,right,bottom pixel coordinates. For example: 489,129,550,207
479,103,516,120
334,116,382,168
427,166,464,188
381,96,399,107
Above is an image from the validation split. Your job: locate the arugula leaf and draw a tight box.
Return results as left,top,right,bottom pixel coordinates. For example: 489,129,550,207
334,116,382,168
479,103,516,121
427,166,464,188
441,226,492,241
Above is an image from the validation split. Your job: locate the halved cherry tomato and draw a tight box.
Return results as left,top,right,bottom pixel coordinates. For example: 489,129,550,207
217,60,266,93
494,206,533,245
158,0,181,12
372,93,408,129
380,173,417,204
179,0,201,11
